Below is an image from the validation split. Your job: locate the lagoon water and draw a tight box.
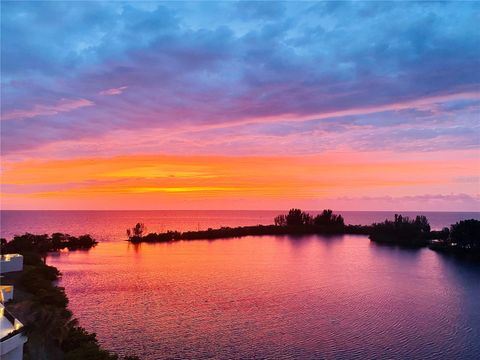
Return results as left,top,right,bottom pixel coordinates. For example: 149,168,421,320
1,211,480,359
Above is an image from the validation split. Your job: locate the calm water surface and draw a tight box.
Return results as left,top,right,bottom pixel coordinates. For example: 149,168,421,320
1,211,480,359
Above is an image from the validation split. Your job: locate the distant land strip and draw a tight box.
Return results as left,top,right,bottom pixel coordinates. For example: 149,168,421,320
125,209,479,261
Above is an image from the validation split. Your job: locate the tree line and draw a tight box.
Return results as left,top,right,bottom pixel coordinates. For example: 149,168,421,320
1,233,98,255
125,209,479,260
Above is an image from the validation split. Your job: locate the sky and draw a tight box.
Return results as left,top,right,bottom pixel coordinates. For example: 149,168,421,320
1,1,479,211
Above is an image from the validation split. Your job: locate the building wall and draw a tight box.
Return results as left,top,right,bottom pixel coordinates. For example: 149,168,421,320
0,255,23,274
0,334,27,360
0,254,27,360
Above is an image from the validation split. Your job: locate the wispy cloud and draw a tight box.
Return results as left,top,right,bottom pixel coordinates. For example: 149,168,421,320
99,86,128,96
186,91,480,131
1,98,94,121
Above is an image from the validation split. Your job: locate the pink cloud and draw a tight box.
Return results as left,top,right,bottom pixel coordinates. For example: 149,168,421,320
120,89,478,140
2,98,94,121
99,86,128,96
192,91,480,131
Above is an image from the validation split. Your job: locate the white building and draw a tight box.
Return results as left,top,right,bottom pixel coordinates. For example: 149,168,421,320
0,255,24,273
0,254,27,360
0,304,26,360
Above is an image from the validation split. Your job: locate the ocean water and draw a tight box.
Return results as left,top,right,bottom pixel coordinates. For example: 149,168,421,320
1,211,480,359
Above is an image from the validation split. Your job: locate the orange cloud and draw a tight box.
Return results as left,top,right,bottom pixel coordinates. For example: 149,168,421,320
2,151,478,210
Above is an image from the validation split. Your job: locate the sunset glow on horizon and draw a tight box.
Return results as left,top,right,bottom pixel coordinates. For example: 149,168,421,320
1,2,479,211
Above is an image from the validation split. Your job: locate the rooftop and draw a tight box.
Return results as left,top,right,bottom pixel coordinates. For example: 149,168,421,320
0,254,23,261
0,304,23,341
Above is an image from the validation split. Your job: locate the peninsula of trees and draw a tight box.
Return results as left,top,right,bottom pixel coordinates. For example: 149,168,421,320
126,209,369,243
126,209,479,260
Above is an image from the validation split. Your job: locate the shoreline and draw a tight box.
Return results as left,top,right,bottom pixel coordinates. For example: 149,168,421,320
127,224,372,243
125,209,479,261
1,234,140,360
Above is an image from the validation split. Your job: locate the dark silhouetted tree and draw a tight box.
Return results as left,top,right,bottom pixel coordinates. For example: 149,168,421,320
414,215,430,233
449,219,480,249
127,223,146,239
285,208,312,226
274,214,287,226
314,209,344,229
369,214,431,246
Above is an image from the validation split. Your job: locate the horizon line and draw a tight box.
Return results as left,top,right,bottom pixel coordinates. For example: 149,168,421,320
1,209,479,213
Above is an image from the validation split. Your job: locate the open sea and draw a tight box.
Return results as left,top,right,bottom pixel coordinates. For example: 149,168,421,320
1,210,479,359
